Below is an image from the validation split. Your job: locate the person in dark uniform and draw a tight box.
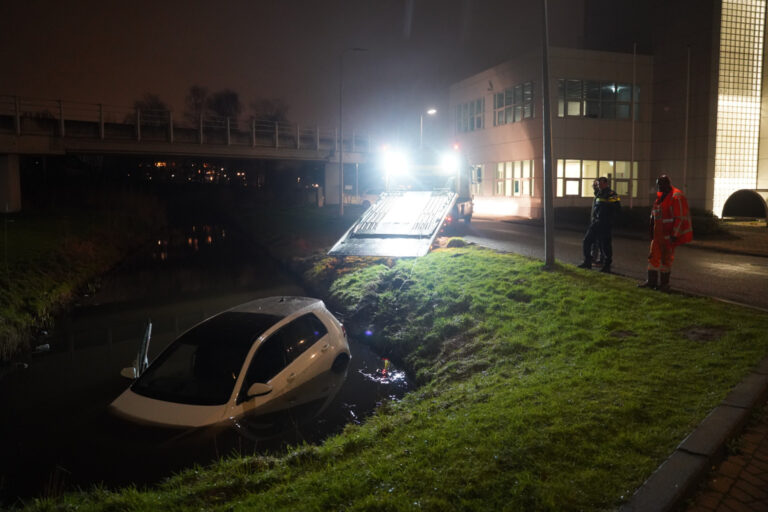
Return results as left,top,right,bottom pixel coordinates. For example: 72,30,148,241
577,176,621,273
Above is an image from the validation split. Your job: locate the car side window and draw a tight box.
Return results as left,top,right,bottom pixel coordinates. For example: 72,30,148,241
238,314,328,402
281,313,328,365
242,335,286,388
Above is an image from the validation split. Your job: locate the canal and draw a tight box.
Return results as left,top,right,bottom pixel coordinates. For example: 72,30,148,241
0,199,408,505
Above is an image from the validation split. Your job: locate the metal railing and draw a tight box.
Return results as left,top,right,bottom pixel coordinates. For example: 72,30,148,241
0,95,371,153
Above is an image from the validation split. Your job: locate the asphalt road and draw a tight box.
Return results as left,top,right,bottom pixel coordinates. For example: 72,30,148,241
455,219,768,311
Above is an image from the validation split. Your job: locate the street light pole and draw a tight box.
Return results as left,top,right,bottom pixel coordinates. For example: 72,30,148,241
419,108,437,148
339,47,368,217
541,0,555,269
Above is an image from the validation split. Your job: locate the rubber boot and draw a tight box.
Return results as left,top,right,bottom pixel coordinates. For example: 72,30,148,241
658,272,671,292
637,270,658,289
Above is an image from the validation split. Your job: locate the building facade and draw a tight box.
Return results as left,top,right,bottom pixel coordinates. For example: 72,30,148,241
450,0,768,219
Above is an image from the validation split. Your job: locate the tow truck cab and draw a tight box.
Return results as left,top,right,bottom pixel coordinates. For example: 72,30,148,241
383,144,474,224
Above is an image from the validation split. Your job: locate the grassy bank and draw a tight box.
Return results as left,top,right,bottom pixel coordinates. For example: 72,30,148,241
22,210,768,510
0,189,164,361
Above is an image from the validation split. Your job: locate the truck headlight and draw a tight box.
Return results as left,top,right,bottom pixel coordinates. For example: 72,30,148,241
382,149,410,177
440,152,460,175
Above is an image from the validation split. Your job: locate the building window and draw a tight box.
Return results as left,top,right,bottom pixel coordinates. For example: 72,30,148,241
493,81,534,126
713,0,766,216
494,160,534,197
471,164,483,196
456,98,485,133
557,79,639,120
556,159,638,198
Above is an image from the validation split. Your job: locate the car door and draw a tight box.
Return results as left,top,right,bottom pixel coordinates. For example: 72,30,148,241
235,313,328,416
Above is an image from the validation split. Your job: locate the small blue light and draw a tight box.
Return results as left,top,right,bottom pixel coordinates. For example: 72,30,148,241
365,330,373,336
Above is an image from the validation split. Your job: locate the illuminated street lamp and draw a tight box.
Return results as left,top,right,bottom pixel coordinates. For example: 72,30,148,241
339,47,368,217
419,108,437,148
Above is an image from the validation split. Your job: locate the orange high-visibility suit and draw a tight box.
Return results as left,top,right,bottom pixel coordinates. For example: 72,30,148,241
648,186,693,272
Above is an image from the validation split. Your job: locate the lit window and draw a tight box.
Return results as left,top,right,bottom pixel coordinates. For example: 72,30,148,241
556,159,637,198
494,160,534,197
558,79,639,120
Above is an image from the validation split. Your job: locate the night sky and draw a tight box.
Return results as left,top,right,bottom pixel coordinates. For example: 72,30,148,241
0,0,645,141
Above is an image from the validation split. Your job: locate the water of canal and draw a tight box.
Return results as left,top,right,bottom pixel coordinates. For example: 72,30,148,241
0,208,409,505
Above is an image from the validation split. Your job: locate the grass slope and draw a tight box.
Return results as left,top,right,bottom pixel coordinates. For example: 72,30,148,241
25,242,768,511
0,191,164,360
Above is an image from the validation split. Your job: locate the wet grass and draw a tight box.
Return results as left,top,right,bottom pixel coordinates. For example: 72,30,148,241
21,242,768,511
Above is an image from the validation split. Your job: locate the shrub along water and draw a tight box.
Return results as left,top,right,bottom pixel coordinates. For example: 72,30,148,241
24,233,768,511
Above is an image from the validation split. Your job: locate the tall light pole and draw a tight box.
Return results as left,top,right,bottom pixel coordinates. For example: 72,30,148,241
420,108,437,148
541,0,555,269
339,47,368,217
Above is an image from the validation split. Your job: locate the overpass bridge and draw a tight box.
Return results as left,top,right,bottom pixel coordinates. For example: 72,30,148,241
0,95,372,212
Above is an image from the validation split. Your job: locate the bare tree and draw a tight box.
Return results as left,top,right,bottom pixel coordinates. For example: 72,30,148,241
206,89,242,127
250,98,290,125
184,85,209,126
128,93,169,126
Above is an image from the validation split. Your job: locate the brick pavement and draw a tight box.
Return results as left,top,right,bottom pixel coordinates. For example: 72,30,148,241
686,404,768,512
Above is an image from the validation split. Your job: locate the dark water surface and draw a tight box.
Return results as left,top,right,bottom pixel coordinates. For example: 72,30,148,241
0,212,408,505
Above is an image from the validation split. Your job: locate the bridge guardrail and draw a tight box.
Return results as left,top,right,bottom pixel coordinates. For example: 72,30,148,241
0,95,371,154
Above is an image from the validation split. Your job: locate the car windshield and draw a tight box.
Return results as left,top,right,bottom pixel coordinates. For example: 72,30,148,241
131,312,282,405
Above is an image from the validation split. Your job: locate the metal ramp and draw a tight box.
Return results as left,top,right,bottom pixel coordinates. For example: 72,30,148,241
329,190,457,257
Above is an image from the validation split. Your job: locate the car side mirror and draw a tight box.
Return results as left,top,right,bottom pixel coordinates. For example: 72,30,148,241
120,367,138,379
246,382,273,398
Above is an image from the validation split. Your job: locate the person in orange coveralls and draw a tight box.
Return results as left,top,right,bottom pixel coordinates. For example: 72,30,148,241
638,173,693,292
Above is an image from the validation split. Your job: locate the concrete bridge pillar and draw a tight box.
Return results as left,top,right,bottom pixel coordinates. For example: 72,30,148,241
0,155,21,213
324,161,341,207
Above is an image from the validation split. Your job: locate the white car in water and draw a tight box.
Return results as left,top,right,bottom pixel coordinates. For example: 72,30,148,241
111,297,351,428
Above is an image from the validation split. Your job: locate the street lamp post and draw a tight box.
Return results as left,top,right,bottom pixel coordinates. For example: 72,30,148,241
339,47,368,217
419,108,437,148
541,0,555,269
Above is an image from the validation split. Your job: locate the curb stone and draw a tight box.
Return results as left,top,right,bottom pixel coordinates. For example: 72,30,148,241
620,356,768,511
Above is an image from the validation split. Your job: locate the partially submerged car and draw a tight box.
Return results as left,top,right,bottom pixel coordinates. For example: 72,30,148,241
111,296,351,428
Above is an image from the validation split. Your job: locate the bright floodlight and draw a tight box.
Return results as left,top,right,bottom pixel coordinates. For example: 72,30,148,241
381,148,410,177
427,108,437,115
440,152,460,175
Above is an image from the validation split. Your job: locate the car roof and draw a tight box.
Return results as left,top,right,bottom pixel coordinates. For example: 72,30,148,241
227,296,323,318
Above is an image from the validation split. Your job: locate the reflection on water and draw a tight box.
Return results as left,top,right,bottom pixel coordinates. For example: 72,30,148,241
154,224,228,261
0,217,410,505
360,357,408,386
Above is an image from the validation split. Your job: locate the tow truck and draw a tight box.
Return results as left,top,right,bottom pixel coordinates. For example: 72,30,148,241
329,144,475,258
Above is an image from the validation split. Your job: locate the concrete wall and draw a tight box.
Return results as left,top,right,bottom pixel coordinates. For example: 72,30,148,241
760,5,768,191
649,0,719,212
0,155,21,213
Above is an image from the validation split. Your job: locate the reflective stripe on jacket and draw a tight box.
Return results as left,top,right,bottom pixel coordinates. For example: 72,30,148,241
591,188,621,225
651,186,693,246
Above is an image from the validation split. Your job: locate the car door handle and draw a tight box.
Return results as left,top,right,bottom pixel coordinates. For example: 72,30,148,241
321,343,329,352
287,372,296,383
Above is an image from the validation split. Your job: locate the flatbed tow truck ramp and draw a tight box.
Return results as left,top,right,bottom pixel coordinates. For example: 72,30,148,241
328,190,457,258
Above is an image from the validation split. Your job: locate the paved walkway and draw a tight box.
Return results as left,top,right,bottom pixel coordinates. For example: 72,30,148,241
687,222,768,260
